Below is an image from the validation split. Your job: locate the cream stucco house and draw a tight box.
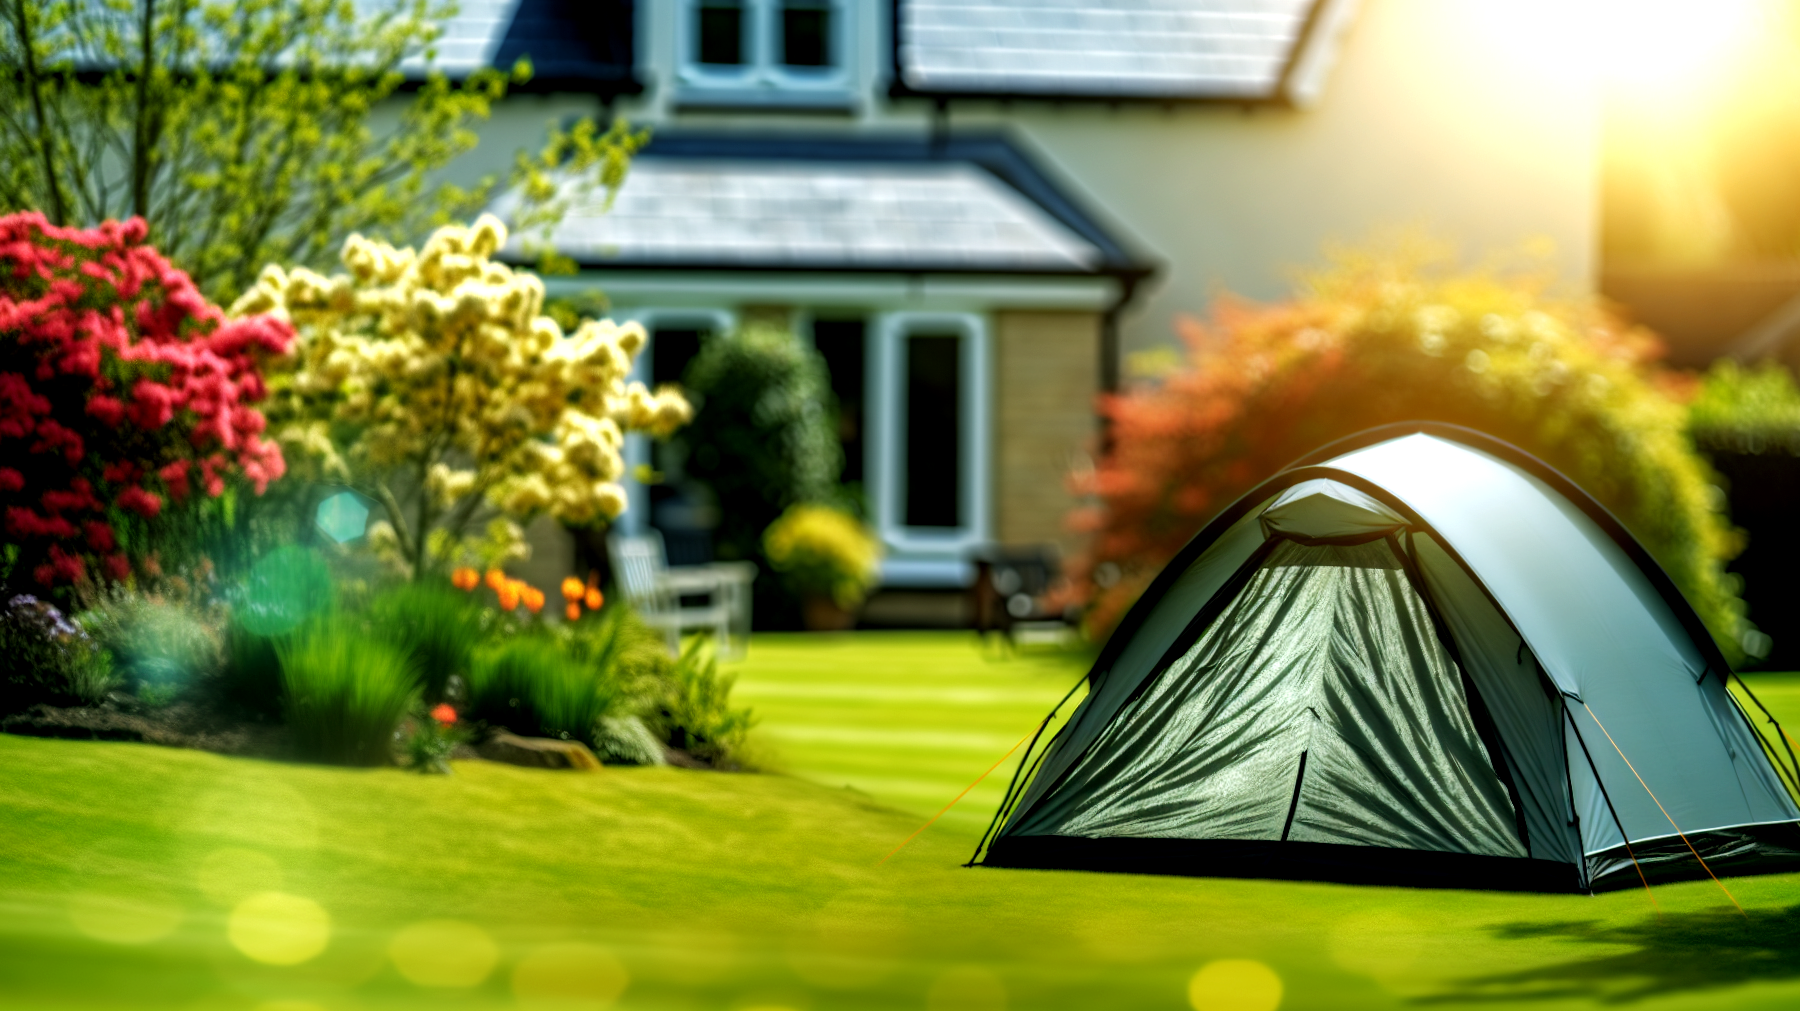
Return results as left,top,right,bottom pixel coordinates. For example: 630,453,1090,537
434,0,1598,592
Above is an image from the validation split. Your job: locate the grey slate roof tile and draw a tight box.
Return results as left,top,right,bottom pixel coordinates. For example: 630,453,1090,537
899,0,1317,98
497,159,1105,271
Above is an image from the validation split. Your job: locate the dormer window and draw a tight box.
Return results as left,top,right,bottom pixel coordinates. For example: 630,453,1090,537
780,1,831,68
677,0,855,109
697,1,744,66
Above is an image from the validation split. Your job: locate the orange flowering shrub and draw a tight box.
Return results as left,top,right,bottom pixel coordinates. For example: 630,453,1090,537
1076,248,1748,660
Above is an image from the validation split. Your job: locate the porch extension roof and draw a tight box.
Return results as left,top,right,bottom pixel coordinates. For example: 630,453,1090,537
495,133,1154,279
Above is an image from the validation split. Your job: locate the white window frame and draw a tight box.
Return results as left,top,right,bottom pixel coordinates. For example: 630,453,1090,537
675,0,857,109
869,312,991,575
617,308,736,536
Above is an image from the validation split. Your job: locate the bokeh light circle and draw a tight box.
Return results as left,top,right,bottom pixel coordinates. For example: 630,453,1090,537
927,965,1007,1011
390,919,499,988
228,891,330,965
1188,958,1283,1011
67,890,182,944
198,848,284,906
513,942,630,1010
1326,911,1424,982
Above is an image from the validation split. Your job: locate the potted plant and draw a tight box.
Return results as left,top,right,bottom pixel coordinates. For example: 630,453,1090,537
762,505,882,631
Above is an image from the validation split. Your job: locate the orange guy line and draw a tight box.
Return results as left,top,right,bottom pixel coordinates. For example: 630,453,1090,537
1582,702,1745,917
879,719,1046,866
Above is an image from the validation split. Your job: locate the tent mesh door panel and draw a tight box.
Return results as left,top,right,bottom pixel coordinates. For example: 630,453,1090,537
1011,539,1526,858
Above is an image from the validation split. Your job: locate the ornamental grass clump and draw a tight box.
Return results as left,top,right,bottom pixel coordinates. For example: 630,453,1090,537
278,617,418,766
763,504,882,609
80,591,221,705
235,214,690,579
466,635,626,743
1078,241,1750,661
370,582,481,702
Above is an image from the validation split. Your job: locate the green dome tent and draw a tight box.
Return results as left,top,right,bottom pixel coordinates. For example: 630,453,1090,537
977,425,1800,892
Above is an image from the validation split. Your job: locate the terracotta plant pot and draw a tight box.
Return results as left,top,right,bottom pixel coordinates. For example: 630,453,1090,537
801,595,857,632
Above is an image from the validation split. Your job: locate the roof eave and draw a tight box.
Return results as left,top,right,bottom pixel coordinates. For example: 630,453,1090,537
499,257,1158,281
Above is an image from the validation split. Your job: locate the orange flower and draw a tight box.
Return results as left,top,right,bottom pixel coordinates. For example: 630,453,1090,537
484,568,507,592
521,586,545,614
584,587,603,611
451,567,479,591
495,581,521,611
561,576,585,602
565,602,582,622
430,703,457,726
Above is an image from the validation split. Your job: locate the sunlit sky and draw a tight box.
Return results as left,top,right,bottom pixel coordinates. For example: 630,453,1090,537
1600,0,1765,98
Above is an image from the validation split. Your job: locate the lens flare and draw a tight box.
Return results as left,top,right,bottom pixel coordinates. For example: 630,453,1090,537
228,891,330,965
67,890,181,945
513,942,629,1010
390,919,500,988
1187,959,1283,1011
198,848,284,906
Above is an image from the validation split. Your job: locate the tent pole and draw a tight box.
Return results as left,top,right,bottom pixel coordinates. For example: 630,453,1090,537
1729,672,1800,793
1564,704,1661,912
967,673,1087,866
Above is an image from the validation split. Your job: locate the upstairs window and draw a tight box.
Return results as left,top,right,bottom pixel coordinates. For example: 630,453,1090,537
780,0,831,68
678,0,855,109
697,1,744,66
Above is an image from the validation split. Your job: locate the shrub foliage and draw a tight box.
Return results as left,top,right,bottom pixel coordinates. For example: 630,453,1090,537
1080,247,1750,661
763,504,882,608
235,215,689,578
675,322,841,565
0,213,292,589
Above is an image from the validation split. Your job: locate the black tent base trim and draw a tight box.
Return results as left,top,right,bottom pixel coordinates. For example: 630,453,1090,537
981,835,1582,892
1586,821,1800,892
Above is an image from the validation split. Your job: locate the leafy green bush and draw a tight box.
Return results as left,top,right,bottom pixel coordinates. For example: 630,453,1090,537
278,617,418,766
1689,360,1800,455
650,638,755,767
0,594,115,713
1080,243,1751,661
370,583,482,702
466,635,627,744
675,322,842,565
763,504,883,608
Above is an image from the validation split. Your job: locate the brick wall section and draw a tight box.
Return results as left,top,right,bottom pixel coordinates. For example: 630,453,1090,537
993,310,1102,557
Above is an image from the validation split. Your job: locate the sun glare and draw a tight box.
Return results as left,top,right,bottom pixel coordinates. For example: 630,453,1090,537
1599,0,1763,95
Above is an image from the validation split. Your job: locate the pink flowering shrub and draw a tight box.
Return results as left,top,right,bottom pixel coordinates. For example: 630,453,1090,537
0,212,294,589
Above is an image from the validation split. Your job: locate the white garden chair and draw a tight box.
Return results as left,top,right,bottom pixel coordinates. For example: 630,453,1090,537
607,530,756,660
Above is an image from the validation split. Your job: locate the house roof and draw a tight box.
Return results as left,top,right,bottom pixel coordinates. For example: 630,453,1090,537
409,0,639,92
496,133,1154,278
419,1,1354,105
892,0,1359,104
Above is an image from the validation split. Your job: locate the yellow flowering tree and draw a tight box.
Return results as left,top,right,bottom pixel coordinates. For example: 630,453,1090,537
232,215,690,578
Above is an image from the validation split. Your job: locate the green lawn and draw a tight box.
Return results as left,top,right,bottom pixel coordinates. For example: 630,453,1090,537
2,633,1800,1010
